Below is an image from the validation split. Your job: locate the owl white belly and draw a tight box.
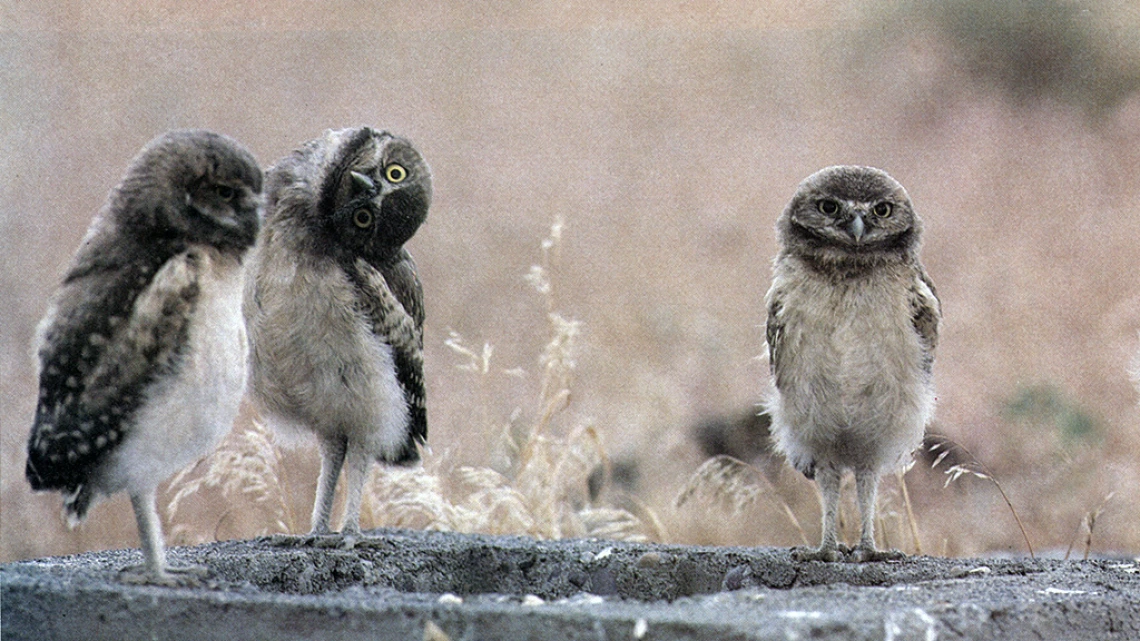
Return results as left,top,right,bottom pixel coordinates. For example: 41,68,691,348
769,271,933,472
245,253,410,459
103,249,247,494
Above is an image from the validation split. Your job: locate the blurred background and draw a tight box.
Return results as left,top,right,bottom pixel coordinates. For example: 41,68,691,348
3,0,1140,562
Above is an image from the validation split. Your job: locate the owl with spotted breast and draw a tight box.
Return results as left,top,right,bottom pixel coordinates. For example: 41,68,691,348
243,126,430,537
25,130,262,584
764,165,940,562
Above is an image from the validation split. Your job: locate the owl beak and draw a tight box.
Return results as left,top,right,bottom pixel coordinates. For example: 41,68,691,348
846,214,865,242
350,171,375,195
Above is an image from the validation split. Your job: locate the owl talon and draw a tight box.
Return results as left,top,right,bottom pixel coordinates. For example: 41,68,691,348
850,546,906,563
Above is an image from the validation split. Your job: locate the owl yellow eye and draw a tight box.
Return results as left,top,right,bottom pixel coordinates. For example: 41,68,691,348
872,202,892,218
353,208,373,228
385,163,408,183
817,199,839,215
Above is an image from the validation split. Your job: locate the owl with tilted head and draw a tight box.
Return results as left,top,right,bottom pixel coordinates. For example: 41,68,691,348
244,126,430,539
26,130,262,584
765,165,940,562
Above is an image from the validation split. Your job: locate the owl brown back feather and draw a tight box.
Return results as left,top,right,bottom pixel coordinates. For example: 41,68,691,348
27,249,203,500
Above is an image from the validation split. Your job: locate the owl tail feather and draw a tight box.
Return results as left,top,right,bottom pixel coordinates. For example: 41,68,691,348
62,483,96,528
24,456,48,491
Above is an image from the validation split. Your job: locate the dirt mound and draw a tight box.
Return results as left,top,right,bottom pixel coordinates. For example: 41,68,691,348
3,529,1138,640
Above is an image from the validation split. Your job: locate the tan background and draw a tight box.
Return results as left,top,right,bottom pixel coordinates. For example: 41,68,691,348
3,0,1140,561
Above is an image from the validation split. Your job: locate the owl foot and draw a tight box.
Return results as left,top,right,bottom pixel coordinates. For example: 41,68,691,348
118,563,209,588
850,545,906,563
791,545,845,563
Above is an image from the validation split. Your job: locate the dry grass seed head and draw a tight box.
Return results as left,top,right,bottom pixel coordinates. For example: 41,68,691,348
359,217,653,543
1065,490,1116,560
675,454,812,545
579,507,649,542
365,464,463,531
675,455,763,515
444,330,493,375
166,419,295,541
928,433,1035,558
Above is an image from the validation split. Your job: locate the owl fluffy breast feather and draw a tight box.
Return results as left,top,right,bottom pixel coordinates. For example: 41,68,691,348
242,236,414,460
765,256,937,475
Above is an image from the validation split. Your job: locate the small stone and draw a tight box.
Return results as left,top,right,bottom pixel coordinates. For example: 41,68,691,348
437,593,463,605
636,552,664,568
950,565,991,578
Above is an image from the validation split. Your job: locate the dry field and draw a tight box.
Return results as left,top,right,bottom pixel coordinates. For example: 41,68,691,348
3,0,1140,564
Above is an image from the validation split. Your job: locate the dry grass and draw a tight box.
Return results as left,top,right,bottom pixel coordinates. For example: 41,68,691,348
3,0,1140,562
1064,491,1115,562
675,454,810,546
165,220,656,544
355,220,656,542
165,419,298,544
926,436,1036,558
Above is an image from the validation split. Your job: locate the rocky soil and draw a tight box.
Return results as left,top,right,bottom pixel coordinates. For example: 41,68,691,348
3,528,1139,640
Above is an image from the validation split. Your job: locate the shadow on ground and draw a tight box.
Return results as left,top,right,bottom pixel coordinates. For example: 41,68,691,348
3,529,1138,640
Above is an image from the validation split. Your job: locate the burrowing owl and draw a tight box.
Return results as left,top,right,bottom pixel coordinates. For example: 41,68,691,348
25,130,262,584
764,166,940,562
244,126,430,536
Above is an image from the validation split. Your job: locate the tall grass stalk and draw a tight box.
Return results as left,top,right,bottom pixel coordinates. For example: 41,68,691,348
928,435,1036,559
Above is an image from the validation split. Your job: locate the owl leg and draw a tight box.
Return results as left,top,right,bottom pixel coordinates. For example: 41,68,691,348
132,489,167,577
793,465,844,562
339,445,372,536
119,489,207,586
851,468,904,562
311,435,348,535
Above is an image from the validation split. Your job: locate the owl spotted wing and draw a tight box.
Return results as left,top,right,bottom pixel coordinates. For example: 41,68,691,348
381,249,426,330
26,249,202,508
910,266,941,373
765,286,786,383
351,253,426,462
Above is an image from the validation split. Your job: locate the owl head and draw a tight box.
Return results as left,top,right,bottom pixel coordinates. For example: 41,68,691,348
777,165,921,268
303,127,431,267
109,130,262,253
